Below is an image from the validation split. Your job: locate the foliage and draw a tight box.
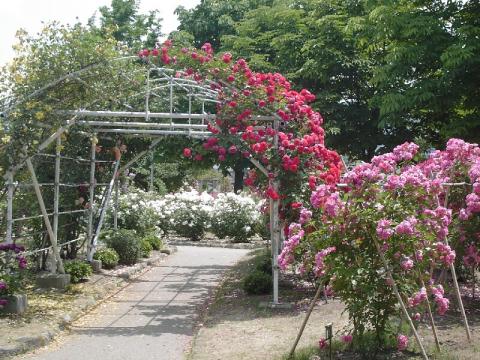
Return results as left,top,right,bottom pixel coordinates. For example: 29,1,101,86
177,0,480,159
106,188,160,237
152,189,213,241
94,0,162,48
243,270,272,295
139,238,153,258
0,244,27,306
142,234,163,251
152,189,263,241
253,249,272,275
64,260,93,284
93,248,120,269
104,229,141,265
175,0,273,50
210,192,261,242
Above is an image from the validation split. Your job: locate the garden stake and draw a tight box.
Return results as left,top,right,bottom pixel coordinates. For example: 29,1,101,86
421,279,441,351
26,158,65,274
288,285,323,358
442,189,472,342
373,239,429,360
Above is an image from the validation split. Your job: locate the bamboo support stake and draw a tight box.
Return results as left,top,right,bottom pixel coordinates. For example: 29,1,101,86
288,285,323,358
442,189,472,341
421,278,441,351
26,158,65,274
373,239,428,360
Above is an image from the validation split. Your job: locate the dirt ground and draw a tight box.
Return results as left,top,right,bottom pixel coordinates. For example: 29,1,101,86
188,251,480,360
187,251,349,360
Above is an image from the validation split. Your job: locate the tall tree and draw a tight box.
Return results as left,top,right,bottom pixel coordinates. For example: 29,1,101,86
175,0,274,50
94,0,162,48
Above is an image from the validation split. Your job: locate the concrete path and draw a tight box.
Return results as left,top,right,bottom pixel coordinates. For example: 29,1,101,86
18,246,249,360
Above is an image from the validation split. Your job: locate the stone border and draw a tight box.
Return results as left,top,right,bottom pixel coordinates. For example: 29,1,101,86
0,247,176,359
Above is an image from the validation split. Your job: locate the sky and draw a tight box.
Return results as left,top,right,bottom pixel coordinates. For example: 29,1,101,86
0,0,201,66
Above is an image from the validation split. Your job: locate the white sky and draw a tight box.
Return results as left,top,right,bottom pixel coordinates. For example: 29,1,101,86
0,0,201,66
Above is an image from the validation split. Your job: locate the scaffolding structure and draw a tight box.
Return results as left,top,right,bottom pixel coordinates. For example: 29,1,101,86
1,58,284,304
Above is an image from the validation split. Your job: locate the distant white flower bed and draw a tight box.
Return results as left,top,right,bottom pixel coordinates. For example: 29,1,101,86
108,187,264,242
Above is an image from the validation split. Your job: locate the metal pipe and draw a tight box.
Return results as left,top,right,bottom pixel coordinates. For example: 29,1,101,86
87,158,121,261
87,135,97,248
53,137,61,249
76,121,208,129
149,150,154,192
92,129,211,136
60,109,275,121
6,171,14,243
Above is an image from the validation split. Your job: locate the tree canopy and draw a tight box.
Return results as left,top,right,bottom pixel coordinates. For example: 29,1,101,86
177,0,480,160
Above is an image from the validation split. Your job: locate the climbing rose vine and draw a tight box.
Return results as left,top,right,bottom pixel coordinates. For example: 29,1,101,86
139,41,342,222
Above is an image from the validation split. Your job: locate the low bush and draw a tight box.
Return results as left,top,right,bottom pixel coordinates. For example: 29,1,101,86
254,250,272,275
105,189,160,237
140,238,153,258
0,244,27,304
143,234,163,251
64,260,93,283
105,229,141,265
243,270,272,295
93,248,119,269
211,193,260,242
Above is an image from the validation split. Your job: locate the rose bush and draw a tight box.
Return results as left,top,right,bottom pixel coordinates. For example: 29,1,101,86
280,139,480,351
211,192,261,242
105,188,160,237
0,243,27,308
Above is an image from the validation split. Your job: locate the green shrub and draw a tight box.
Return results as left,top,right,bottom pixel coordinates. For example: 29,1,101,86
140,238,153,258
211,193,259,242
93,248,119,269
243,270,272,295
143,234,163,251
64,260,93,283
105,229,141,265
254,250,272,275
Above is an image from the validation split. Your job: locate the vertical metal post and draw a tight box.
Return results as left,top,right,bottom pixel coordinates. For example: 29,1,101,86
188,94,192,136
271,118,280,305
149,150,154,192
26,158,65,274
114,178,119,229
169,78,173,126
6,171,14,243
201,101,205,126
87,136,97,246
272,181,280,305
87,158,121,261
53,137,61,247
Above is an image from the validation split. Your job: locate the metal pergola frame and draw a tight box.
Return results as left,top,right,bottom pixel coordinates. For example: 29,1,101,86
2,59,284,304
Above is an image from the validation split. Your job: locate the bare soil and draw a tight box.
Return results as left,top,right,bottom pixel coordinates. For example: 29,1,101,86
188,251,480,360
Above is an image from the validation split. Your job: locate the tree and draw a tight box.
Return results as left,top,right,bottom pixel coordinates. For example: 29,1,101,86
93,0,162,48
174,0,274,50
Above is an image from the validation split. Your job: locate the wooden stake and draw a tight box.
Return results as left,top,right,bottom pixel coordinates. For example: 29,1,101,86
288,285,323,358
421,279,441,351
373,239,429,360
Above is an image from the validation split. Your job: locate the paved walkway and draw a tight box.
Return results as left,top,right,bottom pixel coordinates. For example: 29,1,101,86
18,246,249,360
